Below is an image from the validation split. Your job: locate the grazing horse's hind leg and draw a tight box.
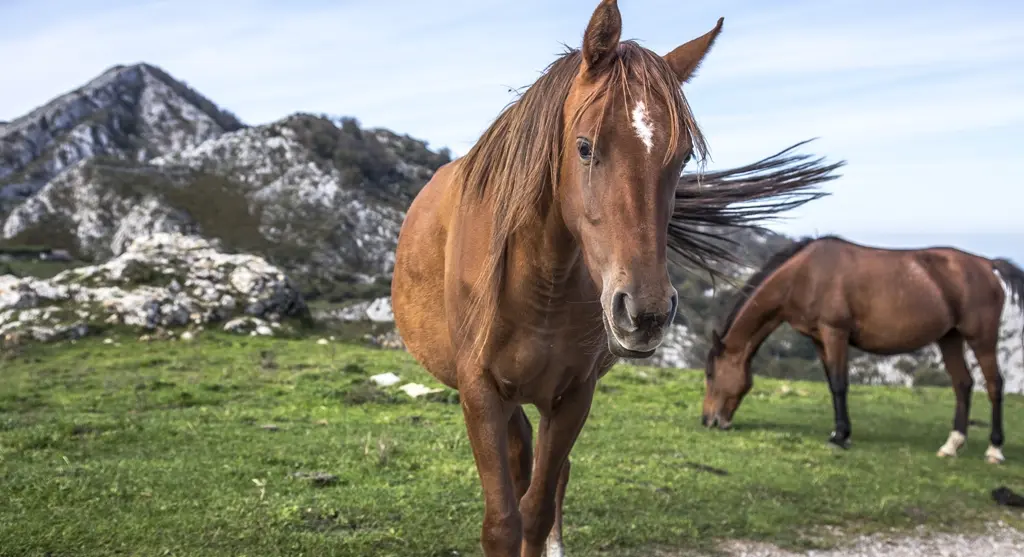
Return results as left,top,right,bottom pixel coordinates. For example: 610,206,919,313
967,340,1006,464
936,332,973,458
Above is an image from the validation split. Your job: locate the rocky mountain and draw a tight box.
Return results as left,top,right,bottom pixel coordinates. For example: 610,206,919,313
0,63,244,217
0,63,451,301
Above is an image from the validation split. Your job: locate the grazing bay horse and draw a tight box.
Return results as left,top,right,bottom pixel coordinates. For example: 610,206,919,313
702,235,1024,465
392,2,841,555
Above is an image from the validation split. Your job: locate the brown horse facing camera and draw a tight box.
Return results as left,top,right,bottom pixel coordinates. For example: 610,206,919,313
702,235,1024,465
392,1,843,555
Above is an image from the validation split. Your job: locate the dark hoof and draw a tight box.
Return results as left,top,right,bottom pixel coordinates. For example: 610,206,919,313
828,432,851,450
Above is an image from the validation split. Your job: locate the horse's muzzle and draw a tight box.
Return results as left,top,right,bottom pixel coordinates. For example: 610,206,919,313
701,412,732,430
610,288,678,334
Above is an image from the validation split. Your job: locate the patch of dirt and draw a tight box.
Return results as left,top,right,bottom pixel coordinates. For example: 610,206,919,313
644,522,1024,557
713,522,1024,557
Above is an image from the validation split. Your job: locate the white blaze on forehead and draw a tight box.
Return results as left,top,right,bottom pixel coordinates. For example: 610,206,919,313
631,100,655,154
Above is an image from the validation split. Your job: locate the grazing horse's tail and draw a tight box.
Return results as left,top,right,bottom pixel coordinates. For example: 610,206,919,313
991,257,1024,373
992,258,1024,316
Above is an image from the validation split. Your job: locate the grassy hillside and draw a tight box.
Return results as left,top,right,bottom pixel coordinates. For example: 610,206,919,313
1,335,1022,556
0,250,86,279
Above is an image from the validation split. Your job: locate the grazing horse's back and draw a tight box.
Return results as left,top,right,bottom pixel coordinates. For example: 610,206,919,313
788,239,1007,354
392,161,460,390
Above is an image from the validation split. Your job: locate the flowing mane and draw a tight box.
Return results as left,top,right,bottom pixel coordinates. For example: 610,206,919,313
455,41,709,356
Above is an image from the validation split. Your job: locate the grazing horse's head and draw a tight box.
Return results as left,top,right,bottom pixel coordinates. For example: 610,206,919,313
557,0,723,358
702,330,751,429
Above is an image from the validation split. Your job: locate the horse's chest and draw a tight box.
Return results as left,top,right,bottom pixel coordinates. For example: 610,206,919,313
490,328,602,401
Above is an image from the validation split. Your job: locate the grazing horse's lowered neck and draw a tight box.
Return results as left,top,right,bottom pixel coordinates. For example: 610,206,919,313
721,280,788,363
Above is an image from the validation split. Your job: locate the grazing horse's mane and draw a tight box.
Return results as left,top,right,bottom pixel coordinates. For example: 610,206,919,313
456,41,708,357
711,235,842,351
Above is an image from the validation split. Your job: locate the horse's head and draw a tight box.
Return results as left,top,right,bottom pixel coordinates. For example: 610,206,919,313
557,0,723,358
701,330,752,429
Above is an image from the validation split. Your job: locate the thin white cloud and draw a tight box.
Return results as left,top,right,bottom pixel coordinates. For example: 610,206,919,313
698,85,1024,163
700,18,1023,82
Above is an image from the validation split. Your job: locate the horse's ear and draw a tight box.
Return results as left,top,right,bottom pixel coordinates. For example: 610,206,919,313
580,0,622,78
663,17,724,84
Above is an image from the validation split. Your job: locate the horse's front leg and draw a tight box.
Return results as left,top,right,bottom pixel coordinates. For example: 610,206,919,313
819,327,852,449
542,459,570,557
520,376,596,557
460,370,521,557
936,332,972,458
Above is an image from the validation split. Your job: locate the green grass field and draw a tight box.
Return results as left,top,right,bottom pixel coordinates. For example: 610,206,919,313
1,334,1023,556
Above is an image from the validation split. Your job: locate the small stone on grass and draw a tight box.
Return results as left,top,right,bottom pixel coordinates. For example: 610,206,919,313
291,471,339,487
369,372,401,387
399,383,443,398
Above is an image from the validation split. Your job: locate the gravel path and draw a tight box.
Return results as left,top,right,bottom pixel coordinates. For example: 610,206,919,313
713,522,1024,557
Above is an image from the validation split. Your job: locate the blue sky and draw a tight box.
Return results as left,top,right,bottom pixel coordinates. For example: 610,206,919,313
2,0,1023,258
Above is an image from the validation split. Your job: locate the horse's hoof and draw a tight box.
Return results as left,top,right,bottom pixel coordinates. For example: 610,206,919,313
937,431,966,458
828,440,851,451
543,535,565,557
828,432,851,450
986,446,1006,465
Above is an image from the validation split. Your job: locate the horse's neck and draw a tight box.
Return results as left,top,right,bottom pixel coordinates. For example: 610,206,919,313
722,274,787,362
504,209,593,320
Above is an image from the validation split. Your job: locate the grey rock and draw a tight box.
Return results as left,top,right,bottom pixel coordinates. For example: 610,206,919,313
0,233,305,342
291,471,339,487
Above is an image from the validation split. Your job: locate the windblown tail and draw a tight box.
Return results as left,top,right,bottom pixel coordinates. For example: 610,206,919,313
668,138,845,284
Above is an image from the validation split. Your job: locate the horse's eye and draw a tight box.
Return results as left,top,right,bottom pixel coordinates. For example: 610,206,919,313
576,137,593,163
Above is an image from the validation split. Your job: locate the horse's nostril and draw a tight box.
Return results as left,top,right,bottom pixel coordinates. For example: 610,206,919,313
611,289,636,330
701,414,708,427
